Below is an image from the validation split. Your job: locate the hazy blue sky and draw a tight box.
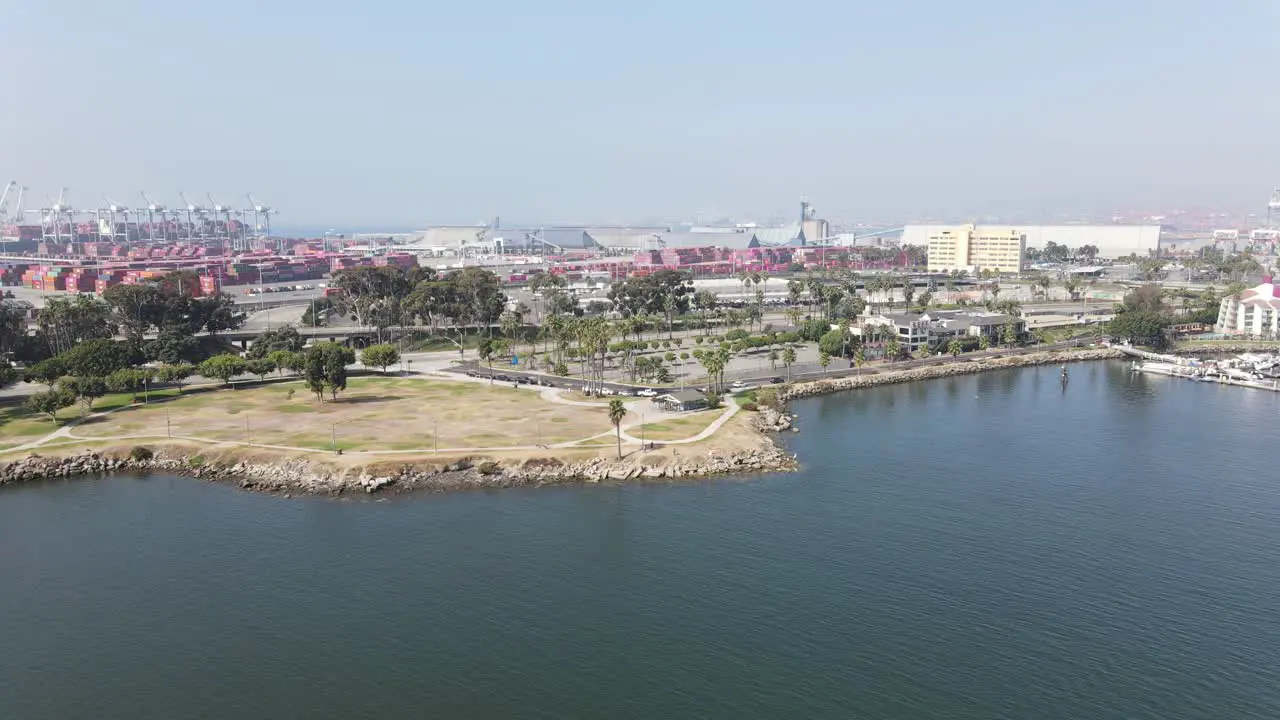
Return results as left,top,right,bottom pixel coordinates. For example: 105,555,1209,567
4,0,1278,228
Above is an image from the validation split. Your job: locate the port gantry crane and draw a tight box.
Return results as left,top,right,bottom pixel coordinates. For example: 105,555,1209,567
101,196,132,243
178,192,208,242
246,193,276,250
0,181,16,224
1269,188,1280,230
40,188,76,243
140,192,167,242
207,193,241,248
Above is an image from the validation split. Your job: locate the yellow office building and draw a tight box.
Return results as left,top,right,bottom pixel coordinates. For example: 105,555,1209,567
926,224,1026,274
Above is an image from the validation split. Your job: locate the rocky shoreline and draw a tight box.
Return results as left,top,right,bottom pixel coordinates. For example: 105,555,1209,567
778,347,1125,400
0,444,800,498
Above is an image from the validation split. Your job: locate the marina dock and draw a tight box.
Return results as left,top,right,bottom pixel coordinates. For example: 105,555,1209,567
1115,345,1280,393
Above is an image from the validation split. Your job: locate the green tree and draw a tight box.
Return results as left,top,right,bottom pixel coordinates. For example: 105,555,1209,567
302,342,355,401
101,283,163,344
155,363,195,393
245,359,276,381
246,326,306,359
106,368,155,403
144,329,202,365
200,354,248,387
1000,321,1019,347
26,387,76,423
608,398,627,458
267,350,299,376
782,346,797,380
819,329,850,359
60,375,108,413
1107,311,1170,347
23,357,67,389
947,339,964,358
35,294,116,356
361,344,401,374
323,348,349,400
819,350,831,374
1062,275,1083,301
978,334,990,351
59,339,133,378
886,335,901,361
477,337,497,383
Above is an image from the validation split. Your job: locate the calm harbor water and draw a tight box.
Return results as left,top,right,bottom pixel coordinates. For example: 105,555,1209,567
3,361,1280,719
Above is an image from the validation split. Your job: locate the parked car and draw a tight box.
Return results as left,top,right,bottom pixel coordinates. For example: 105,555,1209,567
637,388,658,397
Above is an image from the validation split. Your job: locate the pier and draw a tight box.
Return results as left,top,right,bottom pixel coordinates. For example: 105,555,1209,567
1116,345,1280,393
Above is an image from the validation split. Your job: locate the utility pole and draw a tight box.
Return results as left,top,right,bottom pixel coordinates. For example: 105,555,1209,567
245,417,251,446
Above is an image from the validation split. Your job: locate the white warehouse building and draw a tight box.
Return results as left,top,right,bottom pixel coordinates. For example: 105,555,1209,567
902,224,1161,260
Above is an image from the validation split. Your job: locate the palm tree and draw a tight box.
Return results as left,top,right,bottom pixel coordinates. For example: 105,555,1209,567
608,398,627,458
782,346,796,380
947,339,963,358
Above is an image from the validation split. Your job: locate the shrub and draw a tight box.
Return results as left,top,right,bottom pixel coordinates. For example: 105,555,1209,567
129,446,154,462
477,461,502,476
741,402,759,411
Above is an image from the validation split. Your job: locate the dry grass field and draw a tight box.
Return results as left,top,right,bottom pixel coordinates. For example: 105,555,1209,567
631,410,722,442
72,377,617,451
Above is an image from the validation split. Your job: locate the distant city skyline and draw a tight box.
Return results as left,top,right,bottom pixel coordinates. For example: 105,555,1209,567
4,0,1278,228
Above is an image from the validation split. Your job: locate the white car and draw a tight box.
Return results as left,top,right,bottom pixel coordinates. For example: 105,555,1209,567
731,381,747,389
637,389,658,397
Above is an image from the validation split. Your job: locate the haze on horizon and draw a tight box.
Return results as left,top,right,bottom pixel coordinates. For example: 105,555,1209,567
4,0,1278,229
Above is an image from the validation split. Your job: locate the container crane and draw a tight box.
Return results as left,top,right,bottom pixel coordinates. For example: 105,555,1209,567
178,192,207,241
207,193,235,246
102,196,132,242
0,181,16,223
246,193,276,244
140,191,167,242
40,188,75,243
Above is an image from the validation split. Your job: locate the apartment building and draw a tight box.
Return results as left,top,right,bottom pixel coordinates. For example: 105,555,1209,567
925,224,1026,274
1216,280,1280,337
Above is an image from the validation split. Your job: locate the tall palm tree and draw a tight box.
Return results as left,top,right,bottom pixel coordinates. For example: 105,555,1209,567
782,346,796,380
608,398,627,458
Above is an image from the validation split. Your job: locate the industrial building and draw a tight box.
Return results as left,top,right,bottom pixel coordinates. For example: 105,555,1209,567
924,224,1026,274
903,224,1162,260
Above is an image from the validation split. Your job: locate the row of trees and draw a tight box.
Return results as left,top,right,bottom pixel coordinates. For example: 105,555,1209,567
0,270,247,374
330,265,509,343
